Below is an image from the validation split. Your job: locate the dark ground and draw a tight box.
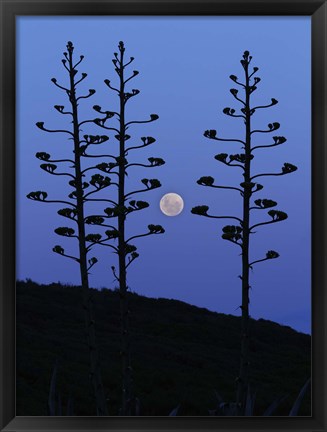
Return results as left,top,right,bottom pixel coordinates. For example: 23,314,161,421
16,279,311,416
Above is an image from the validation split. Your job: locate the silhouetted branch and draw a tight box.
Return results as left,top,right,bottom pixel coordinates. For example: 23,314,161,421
36,122,74,136
252,98,278,110
249,250,279,267
229,75,246,88
40,164,76,179
251,136,287,152
230,88,245,105
220,225,244,249
54,226,78,239
197,176,243,194
53,245,79,262
84,215,116,228
205,214,242,223
124,70,139,85
191,205,242,223
35,152,74,165
86,198,118,205
250,122,280,135
251,163,297,180
87,256,98,272
104,78,119,93
223,107,246,120
81,152,116,160
225,238,243,249
126,224,165,243
73,54,85,69
249,66,259,78
110,265,120,282
61,60,70,72
57,208,78,221
54,105,72,116
76,89,96,101
249,199,277,211
250,210,288,231
45,158,75,165
125,136,156,153
125,114,159,127
75,73,88,86
125,179,161,199
78,116,113,128
51,78,69,92
94,119,120,134
88,237,119,252
126,157,165,169
93,104,119,118
126,200,150,213
85,234,118,252
123,56,135,68
83,188,111,200
204,129,246,145
27,192,77,209
214,153,246,170
125,252,139,269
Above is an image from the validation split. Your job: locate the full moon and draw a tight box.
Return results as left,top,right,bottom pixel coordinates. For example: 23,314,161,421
160,193,184,217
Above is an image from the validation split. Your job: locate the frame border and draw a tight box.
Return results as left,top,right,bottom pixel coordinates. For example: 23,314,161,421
1,1,326,431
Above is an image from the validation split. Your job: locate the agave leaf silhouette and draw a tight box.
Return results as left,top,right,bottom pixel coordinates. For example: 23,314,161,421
169,404,180,416
262,394,289,416
288,378,311,416
57,393,62,416
66,395,74,416
48,360,58,416
244,386,256,416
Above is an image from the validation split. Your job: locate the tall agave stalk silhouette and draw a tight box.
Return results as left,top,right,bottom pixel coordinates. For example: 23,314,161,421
191,50,297,413
89,41,165,415
27,41,111,416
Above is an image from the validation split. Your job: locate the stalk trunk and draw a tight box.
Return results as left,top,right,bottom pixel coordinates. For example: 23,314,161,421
68,47,108,416
236,60,251,413
117,47,133,416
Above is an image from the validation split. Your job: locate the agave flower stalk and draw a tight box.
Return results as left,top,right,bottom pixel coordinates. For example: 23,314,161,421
191,51,297,413
27,42,113,416
89,41,165,415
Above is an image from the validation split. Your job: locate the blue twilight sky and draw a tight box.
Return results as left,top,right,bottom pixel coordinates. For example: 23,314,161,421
16,16,311,334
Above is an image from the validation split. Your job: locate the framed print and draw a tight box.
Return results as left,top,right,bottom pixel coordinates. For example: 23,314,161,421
0,0,326,431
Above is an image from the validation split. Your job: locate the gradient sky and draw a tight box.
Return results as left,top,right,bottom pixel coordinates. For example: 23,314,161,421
16,16,311,334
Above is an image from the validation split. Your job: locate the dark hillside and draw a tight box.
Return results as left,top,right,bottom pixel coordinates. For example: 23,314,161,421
16,280,311,416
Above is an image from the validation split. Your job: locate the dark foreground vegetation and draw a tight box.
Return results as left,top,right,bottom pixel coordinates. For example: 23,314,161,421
16,279,310,416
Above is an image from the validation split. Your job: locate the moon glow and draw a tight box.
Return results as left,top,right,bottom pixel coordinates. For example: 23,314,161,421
160,193,184,217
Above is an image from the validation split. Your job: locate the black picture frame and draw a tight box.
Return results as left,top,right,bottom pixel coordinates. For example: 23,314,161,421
0,0,326,431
